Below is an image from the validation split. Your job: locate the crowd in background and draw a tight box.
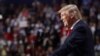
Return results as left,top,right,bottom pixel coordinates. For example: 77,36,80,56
0,0,100,56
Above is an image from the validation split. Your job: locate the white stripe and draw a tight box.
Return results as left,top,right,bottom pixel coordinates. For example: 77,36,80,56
71,19,81,30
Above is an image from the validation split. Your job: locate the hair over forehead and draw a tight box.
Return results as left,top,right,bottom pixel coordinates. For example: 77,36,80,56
58,4,82,19
58,4,78,13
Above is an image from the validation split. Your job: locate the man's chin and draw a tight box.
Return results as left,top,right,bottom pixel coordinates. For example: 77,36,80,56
63,22,68,27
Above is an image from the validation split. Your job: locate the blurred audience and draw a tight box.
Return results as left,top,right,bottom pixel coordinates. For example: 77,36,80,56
0,0,99,56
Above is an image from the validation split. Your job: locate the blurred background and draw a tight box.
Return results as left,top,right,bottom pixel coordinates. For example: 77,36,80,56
0,0,99,56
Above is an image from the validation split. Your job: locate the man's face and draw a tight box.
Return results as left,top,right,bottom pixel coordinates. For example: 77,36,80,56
60,11,70,26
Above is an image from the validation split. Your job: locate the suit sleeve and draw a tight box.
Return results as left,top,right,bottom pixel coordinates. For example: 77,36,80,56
50,27,86,56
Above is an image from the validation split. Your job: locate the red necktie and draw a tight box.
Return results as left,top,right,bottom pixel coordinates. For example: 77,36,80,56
66,29,72,37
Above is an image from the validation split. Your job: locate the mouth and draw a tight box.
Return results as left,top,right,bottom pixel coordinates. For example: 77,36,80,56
62,19,65,22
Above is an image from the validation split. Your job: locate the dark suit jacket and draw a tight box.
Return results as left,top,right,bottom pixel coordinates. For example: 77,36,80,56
50,20,95,56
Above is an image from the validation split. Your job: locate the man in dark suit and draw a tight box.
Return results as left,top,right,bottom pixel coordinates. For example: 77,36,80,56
50,4,95,56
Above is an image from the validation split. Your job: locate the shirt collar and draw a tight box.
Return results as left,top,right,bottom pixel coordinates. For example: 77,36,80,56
70,19,80,30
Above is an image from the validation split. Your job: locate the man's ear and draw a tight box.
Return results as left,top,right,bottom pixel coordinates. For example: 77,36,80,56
70,13,74,19
70,11,76,19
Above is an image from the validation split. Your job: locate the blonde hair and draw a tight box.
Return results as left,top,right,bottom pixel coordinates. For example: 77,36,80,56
58,4,82,19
